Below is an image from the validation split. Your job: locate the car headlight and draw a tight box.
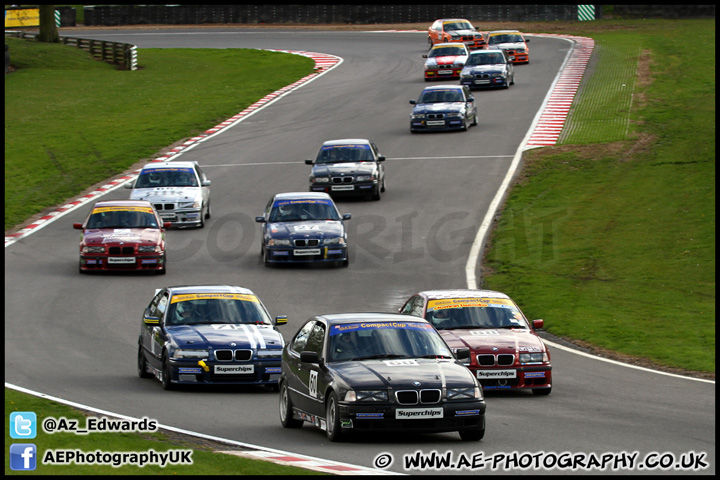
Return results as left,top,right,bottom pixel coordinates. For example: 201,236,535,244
447,386,482,400
82,246,105,253
178,200,201,209
519,352,548,364
323,237,346,246
344,390,388,402
355,175,373,182
517,48,526,53
311,177,330,184
138,245,162,253
257,350,282,359
172,349,209,360
411,113,426,119
446,112,463,118
268,238,291,246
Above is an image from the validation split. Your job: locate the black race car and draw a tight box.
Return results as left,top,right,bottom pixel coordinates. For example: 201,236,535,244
279,313,486,441
305,139,386,201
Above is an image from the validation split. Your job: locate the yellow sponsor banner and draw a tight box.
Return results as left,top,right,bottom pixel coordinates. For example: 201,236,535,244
92,206,155,214
5,9,41,28
428,298,514,310
171,293,259,304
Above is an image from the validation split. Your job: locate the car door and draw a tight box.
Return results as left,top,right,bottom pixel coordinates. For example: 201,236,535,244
194,164,211,209
296,321,328,416
462,86,477,121
284,320,315,411
142,289,170,370
371,141,385,185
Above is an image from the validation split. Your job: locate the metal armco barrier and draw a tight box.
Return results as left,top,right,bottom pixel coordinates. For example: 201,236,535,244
4,31,137,70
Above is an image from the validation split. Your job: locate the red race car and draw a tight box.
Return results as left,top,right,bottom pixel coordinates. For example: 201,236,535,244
73,200,170,274
400,289,552,395
423,43,469,81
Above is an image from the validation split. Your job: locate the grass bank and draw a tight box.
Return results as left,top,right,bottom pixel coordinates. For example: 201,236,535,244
4,37,315,230
483,19,715,374
5,388,319,475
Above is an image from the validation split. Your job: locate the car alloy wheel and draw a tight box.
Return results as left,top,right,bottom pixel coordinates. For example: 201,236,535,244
279,381,303,428
325,391,344,442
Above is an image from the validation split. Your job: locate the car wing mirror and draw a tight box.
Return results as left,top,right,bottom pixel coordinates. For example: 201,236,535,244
123,181,134,189
305,159,314,165
409,100,417,105
532,319,544,330
300,351,320,364
377,155,386,162
255,216,266,223
454,347,470,360
342,213,352,221
73,223,83,230
422,54,428,58
275,315,288,326
202,179,211,186
525,37,530,42
163,222,172,229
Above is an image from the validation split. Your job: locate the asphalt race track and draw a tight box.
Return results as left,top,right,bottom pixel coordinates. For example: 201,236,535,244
5,28,715,475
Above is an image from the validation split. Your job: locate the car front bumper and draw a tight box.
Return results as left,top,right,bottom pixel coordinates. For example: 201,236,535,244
411,117,467,132
471,365,552,391
424,68,462,80
265,245,348,264
79,253,165,272
310,181,378,196
337,400,486,433
168,359,282,385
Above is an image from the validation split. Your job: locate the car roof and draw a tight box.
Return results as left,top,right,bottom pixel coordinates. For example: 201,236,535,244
321,139,372,146
422,84,464,91
139,161,198,170
164,285,256,296
469,48,505,55
273,191,333,201
488,30,523,35
315,312,431,326
438,18,472,23
417,289,512,300
92,199,154,208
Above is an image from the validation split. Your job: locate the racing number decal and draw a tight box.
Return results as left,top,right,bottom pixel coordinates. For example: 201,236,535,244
309,370,318,398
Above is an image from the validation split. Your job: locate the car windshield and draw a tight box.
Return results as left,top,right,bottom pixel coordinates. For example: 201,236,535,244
429,46,466,57
268,199,341,222
467,53,506,65
445,21,473,32
134,168,198,188
316,144,374,164
86,207,159,229
425,298,530,330
418,89,465,104
167,294,272,326
488,34,524,45
328,322,453,362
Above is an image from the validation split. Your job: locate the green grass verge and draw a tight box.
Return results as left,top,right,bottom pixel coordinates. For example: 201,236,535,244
4,37,315,230
483,19,715,373
5,388,321,475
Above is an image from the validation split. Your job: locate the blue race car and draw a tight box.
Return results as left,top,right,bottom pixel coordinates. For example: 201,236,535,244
410,84,477,132
255,192,351,267
137,285,287,390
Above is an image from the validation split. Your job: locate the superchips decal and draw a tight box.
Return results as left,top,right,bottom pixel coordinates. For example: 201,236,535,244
92,206,155,214
170,293,259,303
329,322,433,336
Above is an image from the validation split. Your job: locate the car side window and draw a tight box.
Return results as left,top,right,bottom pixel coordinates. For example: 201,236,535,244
305,323,326,356
401,297,424,317
147,291,169,319
291,321,315,353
